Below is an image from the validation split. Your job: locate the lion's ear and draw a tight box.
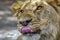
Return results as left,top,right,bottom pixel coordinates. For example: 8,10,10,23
12,1,23,13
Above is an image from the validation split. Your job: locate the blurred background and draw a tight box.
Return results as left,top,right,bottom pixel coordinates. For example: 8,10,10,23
0,0,21,40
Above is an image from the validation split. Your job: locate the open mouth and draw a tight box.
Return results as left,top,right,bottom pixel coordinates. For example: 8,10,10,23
19,26,41,35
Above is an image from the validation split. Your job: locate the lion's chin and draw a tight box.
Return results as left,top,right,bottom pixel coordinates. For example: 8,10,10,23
22,34,40,40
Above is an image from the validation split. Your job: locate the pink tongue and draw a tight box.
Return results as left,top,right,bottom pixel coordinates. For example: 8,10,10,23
19,26,33,33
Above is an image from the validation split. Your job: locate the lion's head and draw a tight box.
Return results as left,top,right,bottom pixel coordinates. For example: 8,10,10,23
12,0,60,35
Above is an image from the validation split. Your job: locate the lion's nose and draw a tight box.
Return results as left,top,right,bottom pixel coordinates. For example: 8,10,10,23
19,19,32,26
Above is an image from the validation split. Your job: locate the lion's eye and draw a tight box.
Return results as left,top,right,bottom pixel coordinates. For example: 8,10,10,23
18,10,24,13
37,6,43,10
20,10,24,13
34,5,43,13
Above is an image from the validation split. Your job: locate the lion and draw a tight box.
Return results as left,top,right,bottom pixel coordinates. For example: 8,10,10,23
12,0,60,40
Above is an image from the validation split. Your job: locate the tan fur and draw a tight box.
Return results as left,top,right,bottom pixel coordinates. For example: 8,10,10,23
12,0,60,40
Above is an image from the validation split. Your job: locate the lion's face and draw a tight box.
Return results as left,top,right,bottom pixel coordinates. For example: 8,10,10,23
18,9,41,34
17,4,49,34
12,0,60,35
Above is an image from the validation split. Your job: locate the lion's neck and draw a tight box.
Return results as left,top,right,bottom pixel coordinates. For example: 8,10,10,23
22,34,40,40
